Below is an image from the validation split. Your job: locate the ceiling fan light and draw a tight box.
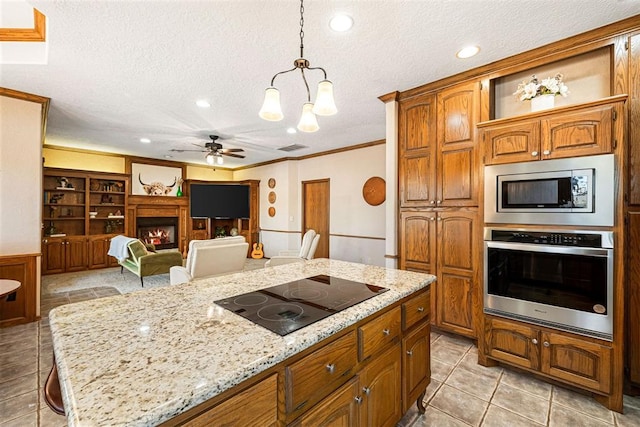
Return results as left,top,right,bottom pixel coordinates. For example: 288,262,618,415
297,103,319,133
206,153,215,165
259,87,284,121
313,80,337,116
216,155,224,165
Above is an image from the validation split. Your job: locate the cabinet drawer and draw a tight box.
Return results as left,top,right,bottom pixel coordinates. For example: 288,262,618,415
359,306,401,361
285,331,357,414
402,289,430,330
183,374,277,427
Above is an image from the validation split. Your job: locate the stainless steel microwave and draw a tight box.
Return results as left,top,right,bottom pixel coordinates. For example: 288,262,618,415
484,154,615,226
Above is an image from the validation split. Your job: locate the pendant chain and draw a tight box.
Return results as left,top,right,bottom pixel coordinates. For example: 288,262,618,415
299,0,305,58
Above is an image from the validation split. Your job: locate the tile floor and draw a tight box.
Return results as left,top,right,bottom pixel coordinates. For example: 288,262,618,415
2,286,640,426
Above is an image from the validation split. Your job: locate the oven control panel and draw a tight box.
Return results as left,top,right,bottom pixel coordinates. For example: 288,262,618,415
489,229,602,247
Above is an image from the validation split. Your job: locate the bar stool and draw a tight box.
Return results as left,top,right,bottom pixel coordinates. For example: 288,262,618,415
44,354,65,415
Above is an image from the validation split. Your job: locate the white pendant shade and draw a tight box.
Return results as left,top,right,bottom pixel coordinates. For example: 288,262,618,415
216,155,224,165
312,80,337,116
259,87,284,121
206,153,215,165
297,103,319,132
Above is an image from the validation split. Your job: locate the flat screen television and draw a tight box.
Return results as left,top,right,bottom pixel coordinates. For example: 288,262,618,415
190,184,250,219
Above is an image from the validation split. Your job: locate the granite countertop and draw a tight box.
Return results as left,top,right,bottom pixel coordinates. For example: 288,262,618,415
50,259,435,426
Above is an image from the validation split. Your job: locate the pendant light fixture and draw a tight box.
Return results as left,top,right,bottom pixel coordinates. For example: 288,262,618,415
259,0,337,132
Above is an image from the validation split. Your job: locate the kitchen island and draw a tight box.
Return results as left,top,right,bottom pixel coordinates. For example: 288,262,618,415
50,259,435,426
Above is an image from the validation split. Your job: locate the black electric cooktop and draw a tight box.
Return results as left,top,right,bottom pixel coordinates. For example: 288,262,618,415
214,275,389,336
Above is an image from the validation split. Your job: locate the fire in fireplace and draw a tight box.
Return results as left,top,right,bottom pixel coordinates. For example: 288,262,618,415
136,217,178,250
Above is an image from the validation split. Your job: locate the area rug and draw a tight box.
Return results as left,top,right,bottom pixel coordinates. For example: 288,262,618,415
41,258,267,296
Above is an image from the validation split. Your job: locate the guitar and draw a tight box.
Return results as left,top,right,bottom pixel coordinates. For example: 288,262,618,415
251,242,264,259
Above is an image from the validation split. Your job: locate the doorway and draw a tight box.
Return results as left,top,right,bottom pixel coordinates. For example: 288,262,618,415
302,179,329,259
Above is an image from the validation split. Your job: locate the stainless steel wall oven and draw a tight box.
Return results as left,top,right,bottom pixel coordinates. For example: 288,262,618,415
484,227,614,341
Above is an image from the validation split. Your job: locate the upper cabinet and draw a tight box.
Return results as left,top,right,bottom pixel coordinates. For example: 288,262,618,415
479,96,625,165
398,80,480,208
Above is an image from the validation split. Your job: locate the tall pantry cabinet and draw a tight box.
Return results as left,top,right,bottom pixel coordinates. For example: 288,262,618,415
398,80,481,338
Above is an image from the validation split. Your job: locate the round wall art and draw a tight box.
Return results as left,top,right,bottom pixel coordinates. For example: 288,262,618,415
268,178,276,189
268,191,277,204
362,176,386,206
268,207,276,217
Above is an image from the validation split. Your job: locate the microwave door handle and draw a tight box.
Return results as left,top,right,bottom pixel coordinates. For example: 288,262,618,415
485,241,611,258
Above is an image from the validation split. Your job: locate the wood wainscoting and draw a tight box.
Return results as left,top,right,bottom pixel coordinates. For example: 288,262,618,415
0,254,39,327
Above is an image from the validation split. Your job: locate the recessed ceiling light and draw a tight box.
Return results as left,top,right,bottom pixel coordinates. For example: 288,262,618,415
164,155,173,159
140,138,151,143
329,14,353,32
196,100,211,108
456,45,480,59
287,127,297,134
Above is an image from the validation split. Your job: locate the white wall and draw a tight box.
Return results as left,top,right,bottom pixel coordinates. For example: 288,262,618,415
234,144,386,265
0,96,43,255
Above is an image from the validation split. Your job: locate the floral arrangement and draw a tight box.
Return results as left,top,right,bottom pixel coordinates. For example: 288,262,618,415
513,74,569,101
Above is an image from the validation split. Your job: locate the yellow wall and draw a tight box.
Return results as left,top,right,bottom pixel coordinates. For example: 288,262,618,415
43,147,234,180
43,147,125,173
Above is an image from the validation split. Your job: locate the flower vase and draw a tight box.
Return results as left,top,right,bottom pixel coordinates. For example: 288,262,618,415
176,186,183,197
530,94,555,112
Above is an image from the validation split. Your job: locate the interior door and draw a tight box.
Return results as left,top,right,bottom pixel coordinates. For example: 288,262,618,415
302,179,329,259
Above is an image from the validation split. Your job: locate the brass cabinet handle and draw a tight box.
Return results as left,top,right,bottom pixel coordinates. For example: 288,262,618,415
326,363,335,373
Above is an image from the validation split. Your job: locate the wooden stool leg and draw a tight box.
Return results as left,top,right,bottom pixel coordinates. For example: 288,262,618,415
44,355,65,416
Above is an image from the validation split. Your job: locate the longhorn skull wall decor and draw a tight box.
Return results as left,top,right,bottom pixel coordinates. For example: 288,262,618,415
138,174,177,196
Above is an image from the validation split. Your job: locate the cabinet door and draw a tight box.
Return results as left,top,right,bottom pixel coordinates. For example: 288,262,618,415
42,239,66,274
399,211,436,274
402,321,430,413
65,237,87,272
485,317,540,370
481,119,541,165
627,211,640,384
359,344,402,427
290,377,360,427
436,210,477,337
629,34,640,206
540,104,615,159
89,236,109,269
437,81,480,207
398,95,437,208
540,332,612,393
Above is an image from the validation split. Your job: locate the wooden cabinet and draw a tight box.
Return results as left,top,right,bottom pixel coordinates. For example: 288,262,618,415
42,168,129,274
42,236,87,275
181,374,277,427
402,321,430,413
480,97,623,165
398,82,479,208
290,377,361,427
358,306,401,361
285,331,358,415
359,343,402,427
400,210,478,338
398,80,480,340
484,316,612,394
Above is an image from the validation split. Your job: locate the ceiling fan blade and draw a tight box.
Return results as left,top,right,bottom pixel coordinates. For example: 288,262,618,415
169,148,208,153
223,152,245,159
220,148,245,153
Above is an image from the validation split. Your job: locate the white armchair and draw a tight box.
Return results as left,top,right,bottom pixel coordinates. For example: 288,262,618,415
170,236,249,285
265,229,320,267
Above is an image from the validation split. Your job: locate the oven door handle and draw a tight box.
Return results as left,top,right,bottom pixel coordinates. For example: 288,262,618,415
485,241,611,257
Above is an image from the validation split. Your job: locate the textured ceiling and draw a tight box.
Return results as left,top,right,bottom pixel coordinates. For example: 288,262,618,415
2,0,640,168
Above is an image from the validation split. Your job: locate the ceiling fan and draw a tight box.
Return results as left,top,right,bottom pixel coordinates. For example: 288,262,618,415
169,135,245,165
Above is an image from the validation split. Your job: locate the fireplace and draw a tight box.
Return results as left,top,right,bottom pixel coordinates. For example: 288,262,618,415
137,217,179,250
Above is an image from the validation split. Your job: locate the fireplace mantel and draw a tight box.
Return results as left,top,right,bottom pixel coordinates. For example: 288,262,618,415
127,196,189,254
